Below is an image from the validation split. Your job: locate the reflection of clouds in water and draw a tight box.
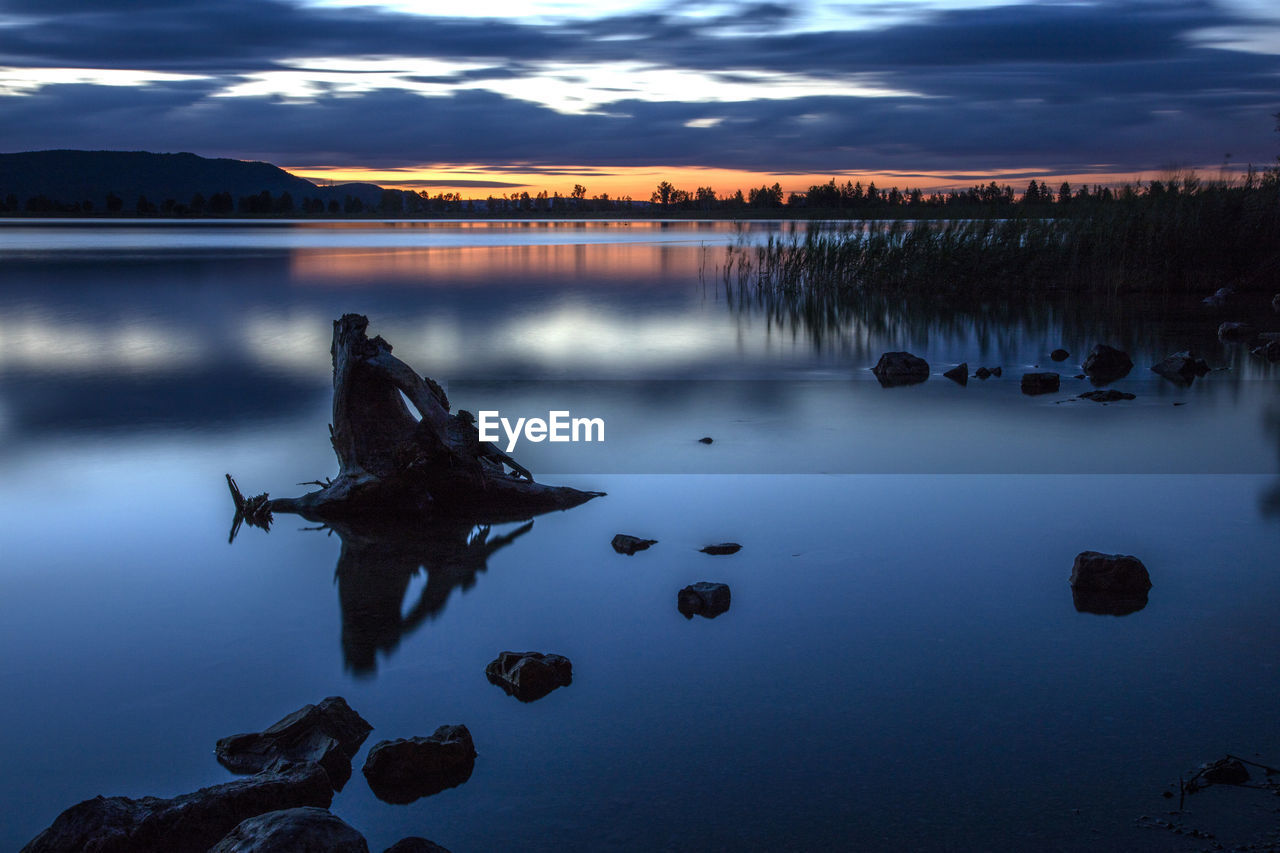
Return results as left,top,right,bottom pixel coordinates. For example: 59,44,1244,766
0,313,207,374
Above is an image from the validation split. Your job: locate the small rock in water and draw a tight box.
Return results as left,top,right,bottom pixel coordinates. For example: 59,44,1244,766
208,807,369,853
612,534,657,555
698,436,714,444
1069,551,1151,616
700,542,741,555
362,726,477,805
1020,372,1060,395
677,582,732,619
1218,321,1255,341
1150,351,1210,386
943,363,968,385
1202,286,1234,307
871,351,930,387
1187,757,1250,793
1050,348,1070,362
1082,344,1133,384
991,367,1003,377
1079,390,1135,402
216,696,372,792
485,651,572,702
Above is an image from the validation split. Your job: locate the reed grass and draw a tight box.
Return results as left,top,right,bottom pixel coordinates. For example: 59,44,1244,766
721,183,1280,303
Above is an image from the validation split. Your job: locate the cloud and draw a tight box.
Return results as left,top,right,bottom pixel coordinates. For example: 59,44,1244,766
0,0,1276,177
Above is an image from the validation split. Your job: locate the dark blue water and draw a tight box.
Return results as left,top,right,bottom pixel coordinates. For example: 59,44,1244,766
2,221,1278,851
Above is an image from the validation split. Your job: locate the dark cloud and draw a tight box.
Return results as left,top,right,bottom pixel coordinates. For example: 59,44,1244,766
0,0,1275,178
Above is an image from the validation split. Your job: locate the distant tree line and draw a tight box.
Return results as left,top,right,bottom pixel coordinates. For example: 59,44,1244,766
3,166,1277,219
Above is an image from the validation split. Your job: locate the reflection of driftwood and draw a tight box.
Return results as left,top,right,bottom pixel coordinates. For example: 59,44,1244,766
229,314,602,527
329,515,533,675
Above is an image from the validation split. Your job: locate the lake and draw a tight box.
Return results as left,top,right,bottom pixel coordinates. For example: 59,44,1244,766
2,219,1278,851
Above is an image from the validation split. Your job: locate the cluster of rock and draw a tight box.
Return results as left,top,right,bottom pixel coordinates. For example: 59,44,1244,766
21,697,454,853
866,336,1262,400
611,533,738,619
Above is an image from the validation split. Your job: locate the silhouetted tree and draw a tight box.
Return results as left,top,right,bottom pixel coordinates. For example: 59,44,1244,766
652,181,675,207
106,192,123,213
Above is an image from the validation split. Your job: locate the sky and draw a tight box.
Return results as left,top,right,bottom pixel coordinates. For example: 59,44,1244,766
0,0,1277,197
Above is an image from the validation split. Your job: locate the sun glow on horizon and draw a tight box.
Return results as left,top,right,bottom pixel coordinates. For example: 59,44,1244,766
287,163,1223,201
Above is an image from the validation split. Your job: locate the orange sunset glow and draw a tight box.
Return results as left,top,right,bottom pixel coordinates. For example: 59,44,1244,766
287,164,1200,201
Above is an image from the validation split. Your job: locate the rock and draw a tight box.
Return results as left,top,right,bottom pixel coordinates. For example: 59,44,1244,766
992,366,1002,377
1070,551,1151,592
1186,757,1251,793
485,651,572,702
20,761,333,853
1082,344,1133,384
1079,390,1135,402
974,367,991,379
871,351,929,387
1020,372,1060,395
611,534,657,555
1218,321,1255,341
699,542,741,555
698,436,713,444
677,582,732,619
942,363,968,385
1069,552,1151,617
1202,286,1234,306
217,697,372,792
1150,351,1210,386
385,839,452,853
362,726,477,805
208,807,368,853
1050,349,1070,362
1251,340,1280,362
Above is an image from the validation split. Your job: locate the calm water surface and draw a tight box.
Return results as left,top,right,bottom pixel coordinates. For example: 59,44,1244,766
1,220,1278,851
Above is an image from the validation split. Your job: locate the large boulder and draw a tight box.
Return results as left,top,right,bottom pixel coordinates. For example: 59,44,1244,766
485,651,573,702
217,697,372,792
1050,348,1070,362
20,761,333,853
362,726,477,805
871,352,929,387
1150,351,1210,386
1020,372,1060,395
611,534,657,555
208,807,368,853
1082,345,1133,384
677,582,732,619
943,363,968,385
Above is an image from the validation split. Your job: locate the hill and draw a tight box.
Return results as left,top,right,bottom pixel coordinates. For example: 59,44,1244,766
0,150,387,213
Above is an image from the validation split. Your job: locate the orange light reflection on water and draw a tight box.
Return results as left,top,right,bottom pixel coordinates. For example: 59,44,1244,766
288,241,710,285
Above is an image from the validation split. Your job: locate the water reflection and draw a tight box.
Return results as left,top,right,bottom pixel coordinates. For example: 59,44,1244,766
323,516,535,676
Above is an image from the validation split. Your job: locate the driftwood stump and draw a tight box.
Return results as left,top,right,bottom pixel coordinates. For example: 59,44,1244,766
229,314,603,531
